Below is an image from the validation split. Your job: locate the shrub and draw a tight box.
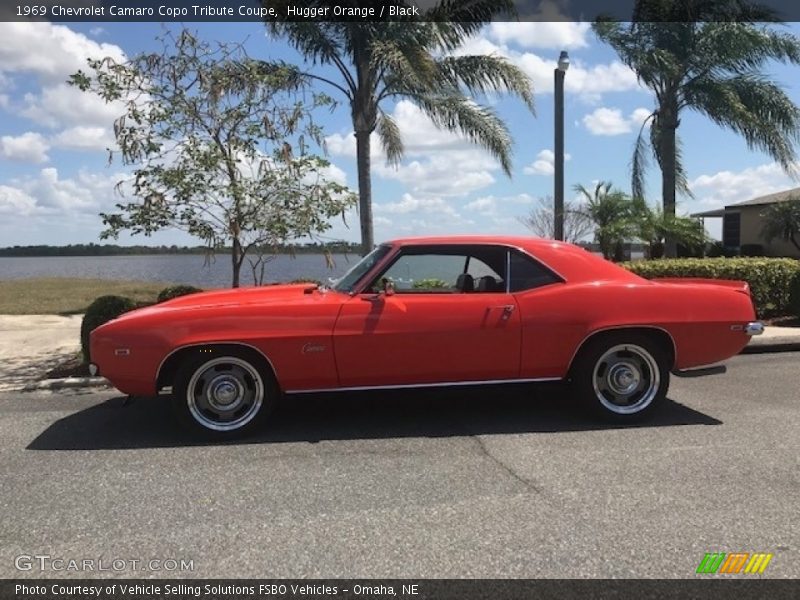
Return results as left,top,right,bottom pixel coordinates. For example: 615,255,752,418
790,272,800,318
412,278,452,289
622,257,800,318
80,295,137,363
157,285,203,303
286,278,322,285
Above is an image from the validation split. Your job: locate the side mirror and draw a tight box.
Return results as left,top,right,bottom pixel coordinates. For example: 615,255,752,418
383,278,396,296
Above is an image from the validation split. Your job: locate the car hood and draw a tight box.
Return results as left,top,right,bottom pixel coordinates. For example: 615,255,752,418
112,283,336,323
160,283,322,308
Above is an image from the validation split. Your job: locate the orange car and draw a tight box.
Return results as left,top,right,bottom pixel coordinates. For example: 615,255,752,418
90,236,762,437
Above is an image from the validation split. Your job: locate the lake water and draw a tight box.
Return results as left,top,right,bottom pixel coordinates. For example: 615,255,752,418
0,254,358,288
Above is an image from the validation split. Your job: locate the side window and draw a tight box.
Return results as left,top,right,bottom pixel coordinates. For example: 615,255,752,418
509,251,560,292
377,254,464,293
370,247,506,293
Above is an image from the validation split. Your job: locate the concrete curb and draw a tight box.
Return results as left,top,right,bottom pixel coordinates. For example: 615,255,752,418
741,338,800,354
22,377,112,392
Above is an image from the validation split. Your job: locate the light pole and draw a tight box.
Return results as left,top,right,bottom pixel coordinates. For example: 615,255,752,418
554,50,569,242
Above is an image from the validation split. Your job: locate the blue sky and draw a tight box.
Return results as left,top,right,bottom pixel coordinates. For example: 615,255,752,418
1,21,800,246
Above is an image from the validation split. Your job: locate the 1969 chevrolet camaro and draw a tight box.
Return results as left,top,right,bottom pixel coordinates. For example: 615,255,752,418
90,236,763,437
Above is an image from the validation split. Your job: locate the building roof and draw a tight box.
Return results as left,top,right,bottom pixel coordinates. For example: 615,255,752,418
692,186,800,217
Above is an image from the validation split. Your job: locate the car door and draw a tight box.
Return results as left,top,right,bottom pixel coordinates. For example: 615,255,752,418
333,245,522,387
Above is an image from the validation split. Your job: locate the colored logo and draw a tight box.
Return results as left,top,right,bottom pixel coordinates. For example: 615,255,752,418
696,552,773,574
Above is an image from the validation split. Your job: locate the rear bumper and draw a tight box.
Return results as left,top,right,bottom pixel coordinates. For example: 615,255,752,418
744,322,764,336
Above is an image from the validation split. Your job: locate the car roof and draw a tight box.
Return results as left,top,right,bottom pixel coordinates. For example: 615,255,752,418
384,235,641,284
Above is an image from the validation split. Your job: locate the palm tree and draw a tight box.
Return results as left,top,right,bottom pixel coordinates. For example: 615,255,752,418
594,0,800,257
267,1,534,255
631,197,708,258
575,182,636,260
761,197,800,252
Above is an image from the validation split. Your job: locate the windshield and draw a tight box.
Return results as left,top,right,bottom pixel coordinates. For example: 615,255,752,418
332,245,392,293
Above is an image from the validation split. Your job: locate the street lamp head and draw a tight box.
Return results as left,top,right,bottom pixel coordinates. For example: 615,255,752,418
557,50,570,72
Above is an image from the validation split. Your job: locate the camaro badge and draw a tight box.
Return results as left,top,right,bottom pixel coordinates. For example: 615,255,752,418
301,343,327,354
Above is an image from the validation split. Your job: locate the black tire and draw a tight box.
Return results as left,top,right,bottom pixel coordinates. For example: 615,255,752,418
569,332,670,422
171,347,278,439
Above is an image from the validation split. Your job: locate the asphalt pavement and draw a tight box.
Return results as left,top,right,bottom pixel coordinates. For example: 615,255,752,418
0,352,798,579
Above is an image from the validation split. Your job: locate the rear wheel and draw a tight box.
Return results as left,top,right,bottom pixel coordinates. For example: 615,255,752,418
171,348,277,438
570,333,670,422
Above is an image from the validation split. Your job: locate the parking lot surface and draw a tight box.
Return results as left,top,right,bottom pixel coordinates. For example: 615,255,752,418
1,352,798,578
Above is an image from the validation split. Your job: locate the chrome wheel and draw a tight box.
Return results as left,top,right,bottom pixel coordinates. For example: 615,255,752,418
186,357,264,431
591,344,660,415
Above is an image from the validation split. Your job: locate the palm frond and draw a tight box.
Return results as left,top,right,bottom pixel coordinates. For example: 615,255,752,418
685,74,800,173
424,0,516,51
693,23,800,77
369,38,438,94
376,111,404,166
434,55,534,112
412,94,513,175
631,112,655,201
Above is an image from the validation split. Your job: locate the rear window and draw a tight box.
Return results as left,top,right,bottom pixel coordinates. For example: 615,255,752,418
509,251,560,292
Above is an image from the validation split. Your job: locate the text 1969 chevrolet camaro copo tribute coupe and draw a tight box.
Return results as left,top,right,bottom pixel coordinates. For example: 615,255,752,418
90,236,763,438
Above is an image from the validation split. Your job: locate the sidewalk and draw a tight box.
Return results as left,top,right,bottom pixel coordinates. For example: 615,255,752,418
0,314,798,392
741,325,800,353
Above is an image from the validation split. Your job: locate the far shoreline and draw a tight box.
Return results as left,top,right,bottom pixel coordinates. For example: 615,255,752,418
0,243,360,258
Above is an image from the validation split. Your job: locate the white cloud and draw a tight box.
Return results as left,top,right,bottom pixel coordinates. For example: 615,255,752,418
0,23,127,131
0,185,38,215
690,162,799,207
376,193,460,217
487,22,591,50
582,107,652,136
0,132,50,163
376,152,496,196
465,196,498,214
466,193,533,214
0,22,125,84
455,35,640,102
0,94,9,109
20,84,125,130
326,100,501,197
51,125,116,151
2,167,125,215
524,149,571,176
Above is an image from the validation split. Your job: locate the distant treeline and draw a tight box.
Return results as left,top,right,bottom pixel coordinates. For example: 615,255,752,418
0,242,361,257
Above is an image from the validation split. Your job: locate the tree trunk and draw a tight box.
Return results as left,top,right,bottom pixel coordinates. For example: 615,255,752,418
659,104,679,258
355,130,374,257
231,236,241,288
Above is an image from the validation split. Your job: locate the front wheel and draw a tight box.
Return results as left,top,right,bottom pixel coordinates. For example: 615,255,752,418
171,348,277,438
570,333,670,422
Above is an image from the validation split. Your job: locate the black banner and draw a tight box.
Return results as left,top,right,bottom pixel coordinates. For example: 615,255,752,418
2,580,800,600
1,0,799,23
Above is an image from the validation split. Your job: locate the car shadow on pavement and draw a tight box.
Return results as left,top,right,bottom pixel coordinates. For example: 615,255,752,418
27,383,722,451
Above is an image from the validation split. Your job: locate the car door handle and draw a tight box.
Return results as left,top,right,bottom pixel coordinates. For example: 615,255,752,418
492,305,515,319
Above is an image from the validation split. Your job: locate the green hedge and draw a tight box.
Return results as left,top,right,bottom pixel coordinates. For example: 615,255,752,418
790,273,800,318
622,257,800,318
80,295,137,363
157,285,203,303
